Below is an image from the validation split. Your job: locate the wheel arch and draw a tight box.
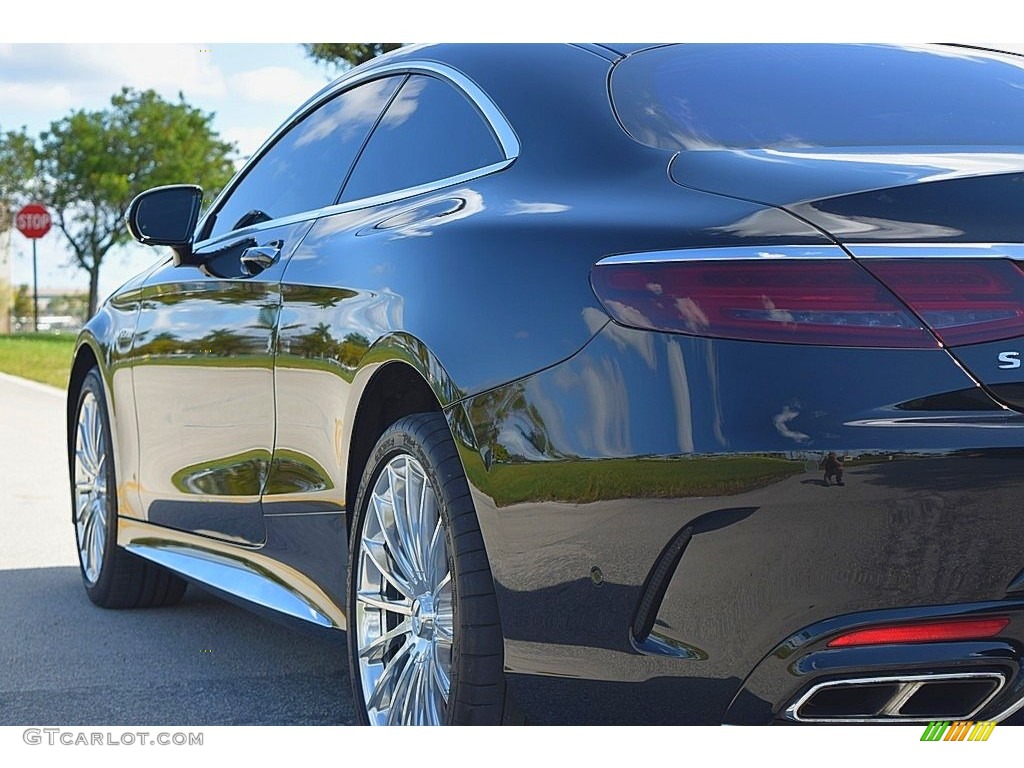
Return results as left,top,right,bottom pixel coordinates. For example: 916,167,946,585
67,337,103,473
344,333,459,534
67,331,138,525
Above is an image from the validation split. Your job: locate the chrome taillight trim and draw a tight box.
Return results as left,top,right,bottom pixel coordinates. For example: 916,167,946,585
596,243,1024,266
595,245,848,265
847,243,1024,260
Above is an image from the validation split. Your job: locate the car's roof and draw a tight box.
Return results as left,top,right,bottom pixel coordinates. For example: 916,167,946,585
597,43,662,55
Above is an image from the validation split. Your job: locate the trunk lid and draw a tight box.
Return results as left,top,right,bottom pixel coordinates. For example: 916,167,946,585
670,148,1024,406
670,147,1024,244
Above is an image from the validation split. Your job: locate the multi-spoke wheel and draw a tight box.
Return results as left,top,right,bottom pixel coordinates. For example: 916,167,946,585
74,389,109,584
355,454,453,725
348,413,507,726
71,366,187,609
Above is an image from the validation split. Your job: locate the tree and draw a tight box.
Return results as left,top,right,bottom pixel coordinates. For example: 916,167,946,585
1,129,43,334
0,127,37,233
1,88,236,318
45,292,89,323
12,284,32,319
302,43,403,71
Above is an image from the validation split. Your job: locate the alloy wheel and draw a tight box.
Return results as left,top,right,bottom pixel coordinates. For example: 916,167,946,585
355,454,454,725
74,390,109,584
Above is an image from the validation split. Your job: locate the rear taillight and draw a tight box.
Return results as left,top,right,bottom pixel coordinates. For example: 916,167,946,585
591,255,938,348
862,259,1024,347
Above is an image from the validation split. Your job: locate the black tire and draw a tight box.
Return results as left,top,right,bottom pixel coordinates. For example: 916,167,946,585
347,412,507,725
71,368,187,609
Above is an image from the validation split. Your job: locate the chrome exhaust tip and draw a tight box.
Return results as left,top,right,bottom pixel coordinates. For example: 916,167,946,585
785,672,1006,723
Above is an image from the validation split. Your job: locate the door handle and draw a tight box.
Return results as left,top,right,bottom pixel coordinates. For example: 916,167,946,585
240,244,281,276
116,328,134,350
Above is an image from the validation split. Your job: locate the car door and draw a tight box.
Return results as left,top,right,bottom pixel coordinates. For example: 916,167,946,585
128,75,406,544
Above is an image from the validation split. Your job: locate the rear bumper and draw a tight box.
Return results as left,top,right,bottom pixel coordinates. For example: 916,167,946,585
728,600,1024,724
449,321,1024,723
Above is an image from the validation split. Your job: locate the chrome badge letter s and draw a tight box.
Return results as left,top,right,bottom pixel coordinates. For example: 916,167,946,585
998,351,1021,369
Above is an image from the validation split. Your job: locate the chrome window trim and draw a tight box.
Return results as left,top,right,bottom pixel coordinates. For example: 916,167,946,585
595,245,848,265
847,243,1024,260
194,60,519,251
193,160,513,250
784,671,1006,723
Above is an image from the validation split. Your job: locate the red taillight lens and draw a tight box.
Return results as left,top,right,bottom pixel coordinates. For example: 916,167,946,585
827,617,1010,648
863,259,1024,347
591,259,938,348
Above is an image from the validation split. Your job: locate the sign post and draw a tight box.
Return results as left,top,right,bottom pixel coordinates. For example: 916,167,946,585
14,203,52,333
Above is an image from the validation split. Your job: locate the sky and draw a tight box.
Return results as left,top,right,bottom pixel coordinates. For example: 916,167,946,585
1,44,336,299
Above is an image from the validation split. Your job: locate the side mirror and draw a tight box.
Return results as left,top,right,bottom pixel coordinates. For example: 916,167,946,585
126,185,204,266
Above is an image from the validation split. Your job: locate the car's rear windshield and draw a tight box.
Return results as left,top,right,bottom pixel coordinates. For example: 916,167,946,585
611,44,1024,151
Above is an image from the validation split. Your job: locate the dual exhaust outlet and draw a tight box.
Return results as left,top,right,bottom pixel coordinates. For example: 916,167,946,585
786,672,1007,722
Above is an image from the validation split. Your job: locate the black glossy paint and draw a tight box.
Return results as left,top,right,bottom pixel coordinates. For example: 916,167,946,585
71,43,1024,724
127,219,314,544
452,321,1024,722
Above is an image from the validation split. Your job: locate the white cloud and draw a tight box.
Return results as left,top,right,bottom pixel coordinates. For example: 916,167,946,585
0,44,227,109
379,76,424,128
222,125,277,160
229,66,324,106
0,81,76,113
90,45,227,98
293,76,396,147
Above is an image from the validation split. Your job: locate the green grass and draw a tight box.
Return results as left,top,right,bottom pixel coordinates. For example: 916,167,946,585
471,455,805,506
0,334,76,389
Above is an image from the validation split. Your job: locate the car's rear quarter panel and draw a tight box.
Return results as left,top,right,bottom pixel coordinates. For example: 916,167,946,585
453,323,1024,723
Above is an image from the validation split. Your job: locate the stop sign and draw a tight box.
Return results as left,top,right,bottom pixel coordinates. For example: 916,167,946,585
15,203,52,239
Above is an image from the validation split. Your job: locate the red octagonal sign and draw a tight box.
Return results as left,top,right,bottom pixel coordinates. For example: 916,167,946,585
15,203,52,239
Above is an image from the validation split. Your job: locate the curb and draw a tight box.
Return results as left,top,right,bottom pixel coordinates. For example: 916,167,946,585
0,371,66,399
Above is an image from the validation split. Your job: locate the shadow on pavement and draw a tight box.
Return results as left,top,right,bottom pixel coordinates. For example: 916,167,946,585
0,566,354,725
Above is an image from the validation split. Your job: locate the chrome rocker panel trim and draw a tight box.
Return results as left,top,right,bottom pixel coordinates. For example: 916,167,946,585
118,517,346,630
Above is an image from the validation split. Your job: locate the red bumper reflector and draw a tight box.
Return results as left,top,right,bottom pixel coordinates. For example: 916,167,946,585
827,617,1010,648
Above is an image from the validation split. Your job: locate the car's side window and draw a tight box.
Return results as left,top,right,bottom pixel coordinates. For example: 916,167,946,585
206,76,404,240
340,75,504,203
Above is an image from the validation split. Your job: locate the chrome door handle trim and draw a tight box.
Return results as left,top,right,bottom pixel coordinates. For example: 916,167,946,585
240,245,281,276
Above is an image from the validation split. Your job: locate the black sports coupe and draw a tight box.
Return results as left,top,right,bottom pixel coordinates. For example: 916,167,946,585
68,43,1024,725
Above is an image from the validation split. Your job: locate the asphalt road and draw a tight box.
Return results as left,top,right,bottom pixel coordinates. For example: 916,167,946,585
0,373,355,726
